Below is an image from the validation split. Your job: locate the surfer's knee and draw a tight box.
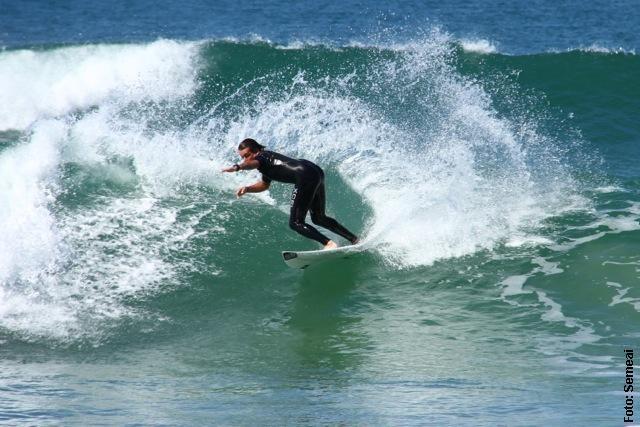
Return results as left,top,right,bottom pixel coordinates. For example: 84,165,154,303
289,217,303,231
309,211,325,225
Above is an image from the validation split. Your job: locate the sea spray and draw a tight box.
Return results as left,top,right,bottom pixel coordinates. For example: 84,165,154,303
205,33,585,267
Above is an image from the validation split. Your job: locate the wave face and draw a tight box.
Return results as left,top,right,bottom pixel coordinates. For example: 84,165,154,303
0,33,638,425
0,35,595,340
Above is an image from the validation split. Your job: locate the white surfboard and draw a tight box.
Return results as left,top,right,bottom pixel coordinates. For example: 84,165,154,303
282,243,365,269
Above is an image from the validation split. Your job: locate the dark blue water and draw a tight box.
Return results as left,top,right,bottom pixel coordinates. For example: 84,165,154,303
2,0,638,53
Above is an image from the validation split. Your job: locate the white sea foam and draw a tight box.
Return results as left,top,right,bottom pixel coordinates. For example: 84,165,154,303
220,34,273,45
0,120,65,286
532,257,563,275
460,38,498,54
505,235,553,247
549,208,640,252
0,119,80,339
0,194,194,341
0,39,199,131
498,257,563,301
569,44,636,55
593,185,626,193
606,282,640,312
0,40,205,342
496,258,605,372
534,289,603,373
0,124,220,341
276,39,339,51
549,232,606,252
501,275,530,297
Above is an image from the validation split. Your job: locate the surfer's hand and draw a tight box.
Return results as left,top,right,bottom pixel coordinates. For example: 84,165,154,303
222,166,236,173
236,186,248,197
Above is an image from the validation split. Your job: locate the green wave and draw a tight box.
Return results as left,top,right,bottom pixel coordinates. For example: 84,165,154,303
193,40,638,162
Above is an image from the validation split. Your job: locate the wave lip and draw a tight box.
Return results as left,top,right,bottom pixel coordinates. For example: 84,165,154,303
0,39,200,131
552,44,637,55
459,38,498,54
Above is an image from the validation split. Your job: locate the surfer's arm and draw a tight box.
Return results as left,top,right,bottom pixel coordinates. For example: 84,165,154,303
222,159,260,173
236,180,270,197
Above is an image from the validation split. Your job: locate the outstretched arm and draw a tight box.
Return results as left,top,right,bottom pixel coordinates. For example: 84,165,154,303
222,159,260,173
236,180,270,197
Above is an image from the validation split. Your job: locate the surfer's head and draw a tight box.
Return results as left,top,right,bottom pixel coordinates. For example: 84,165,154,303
238,138,264,161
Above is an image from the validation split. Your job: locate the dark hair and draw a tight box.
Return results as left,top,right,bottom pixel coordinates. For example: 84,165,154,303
238,138,265,153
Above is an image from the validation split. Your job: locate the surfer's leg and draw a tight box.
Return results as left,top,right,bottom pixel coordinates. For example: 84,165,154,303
289,183,331,245
309,181,359,244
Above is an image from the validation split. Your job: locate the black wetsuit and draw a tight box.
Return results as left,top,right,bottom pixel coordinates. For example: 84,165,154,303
255,150,358,245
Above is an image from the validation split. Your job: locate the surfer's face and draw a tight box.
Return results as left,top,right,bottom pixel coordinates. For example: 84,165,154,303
238,147,256,161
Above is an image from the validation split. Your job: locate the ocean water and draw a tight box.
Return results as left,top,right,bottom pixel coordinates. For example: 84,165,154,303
0,1,638,425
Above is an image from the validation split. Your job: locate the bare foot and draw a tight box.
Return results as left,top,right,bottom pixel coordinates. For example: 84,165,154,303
323,240,338,250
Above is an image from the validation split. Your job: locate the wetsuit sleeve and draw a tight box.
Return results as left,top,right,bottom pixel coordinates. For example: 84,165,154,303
261,174,272,184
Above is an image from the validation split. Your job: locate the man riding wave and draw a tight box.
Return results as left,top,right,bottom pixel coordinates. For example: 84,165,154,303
222,138,359,250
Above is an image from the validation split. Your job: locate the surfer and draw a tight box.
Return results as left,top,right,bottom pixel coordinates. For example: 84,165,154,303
222,138,359,250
